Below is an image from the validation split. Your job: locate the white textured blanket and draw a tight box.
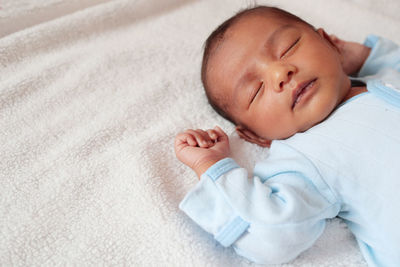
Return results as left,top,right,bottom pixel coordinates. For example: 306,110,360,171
1,0,400,266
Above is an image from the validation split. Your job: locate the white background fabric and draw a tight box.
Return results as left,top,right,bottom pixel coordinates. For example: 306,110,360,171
1,0,399,266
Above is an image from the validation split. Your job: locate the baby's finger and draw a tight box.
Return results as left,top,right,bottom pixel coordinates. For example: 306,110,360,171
197,129,217,146
213,126,228,140
195,129,215,146
186,134,197,146
206,129,218,141
175,132,196,146
186,129,212,147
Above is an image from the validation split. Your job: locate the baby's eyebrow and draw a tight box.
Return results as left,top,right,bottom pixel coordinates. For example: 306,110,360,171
264,24,294,50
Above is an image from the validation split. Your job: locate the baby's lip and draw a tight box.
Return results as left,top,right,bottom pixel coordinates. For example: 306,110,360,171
292,78,317,109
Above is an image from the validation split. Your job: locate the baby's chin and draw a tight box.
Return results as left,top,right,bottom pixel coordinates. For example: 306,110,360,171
271,121,319,140
294,112,333,135
260,130,297,142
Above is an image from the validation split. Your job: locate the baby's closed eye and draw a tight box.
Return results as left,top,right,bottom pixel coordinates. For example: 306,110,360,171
251,82,265,104
281,37,301,58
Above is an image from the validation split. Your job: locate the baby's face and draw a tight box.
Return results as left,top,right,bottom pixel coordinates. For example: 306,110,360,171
207,14,350,140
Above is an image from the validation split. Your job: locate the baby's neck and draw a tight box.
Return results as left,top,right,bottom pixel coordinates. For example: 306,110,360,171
341,81,367,104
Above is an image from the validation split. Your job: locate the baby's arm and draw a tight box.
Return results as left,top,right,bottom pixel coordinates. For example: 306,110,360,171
175,128,340,264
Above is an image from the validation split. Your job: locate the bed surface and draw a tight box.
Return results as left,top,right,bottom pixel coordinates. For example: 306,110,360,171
1,0,399,265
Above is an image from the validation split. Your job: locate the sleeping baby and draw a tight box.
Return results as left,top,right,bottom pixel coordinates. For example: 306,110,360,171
174,6,400,266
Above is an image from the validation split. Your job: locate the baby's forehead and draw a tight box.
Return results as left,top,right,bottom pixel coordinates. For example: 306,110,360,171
208,15,293,82
230,10,299,33
212,13,306,70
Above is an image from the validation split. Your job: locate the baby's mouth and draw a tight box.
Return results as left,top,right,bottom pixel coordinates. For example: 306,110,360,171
292,78,317,109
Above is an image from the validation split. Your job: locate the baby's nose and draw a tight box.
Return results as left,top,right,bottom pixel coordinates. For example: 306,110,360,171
270,63,297,93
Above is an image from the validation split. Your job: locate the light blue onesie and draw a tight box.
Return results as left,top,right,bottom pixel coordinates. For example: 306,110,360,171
179,35,400,267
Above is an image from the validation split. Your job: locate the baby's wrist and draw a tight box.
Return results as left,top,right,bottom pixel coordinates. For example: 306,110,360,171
193,158,225,178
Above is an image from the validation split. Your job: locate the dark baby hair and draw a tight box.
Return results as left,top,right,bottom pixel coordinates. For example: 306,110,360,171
201,6,314,125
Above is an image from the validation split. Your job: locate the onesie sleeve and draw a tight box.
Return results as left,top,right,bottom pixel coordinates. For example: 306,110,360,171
179,142,340,264
358,34,400,77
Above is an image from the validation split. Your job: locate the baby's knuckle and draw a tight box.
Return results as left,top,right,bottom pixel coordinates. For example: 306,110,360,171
176,132,185,138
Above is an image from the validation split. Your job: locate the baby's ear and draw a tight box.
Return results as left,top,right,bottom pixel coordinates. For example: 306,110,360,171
317,28,340,53
235,125,271,148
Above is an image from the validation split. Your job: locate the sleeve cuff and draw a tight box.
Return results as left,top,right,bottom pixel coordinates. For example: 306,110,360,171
358,34,380,77
358,34,400,77
204,157,240,181
179,158,248,247
363,34,379,49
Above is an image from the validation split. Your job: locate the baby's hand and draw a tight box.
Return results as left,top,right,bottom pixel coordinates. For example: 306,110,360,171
174,126,230,178
330,34,371,76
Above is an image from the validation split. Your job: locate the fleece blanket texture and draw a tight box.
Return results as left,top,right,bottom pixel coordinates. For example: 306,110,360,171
1,0,400,266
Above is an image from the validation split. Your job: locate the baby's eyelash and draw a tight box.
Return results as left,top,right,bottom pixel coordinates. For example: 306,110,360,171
251,82,264,103
281,37,300,57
